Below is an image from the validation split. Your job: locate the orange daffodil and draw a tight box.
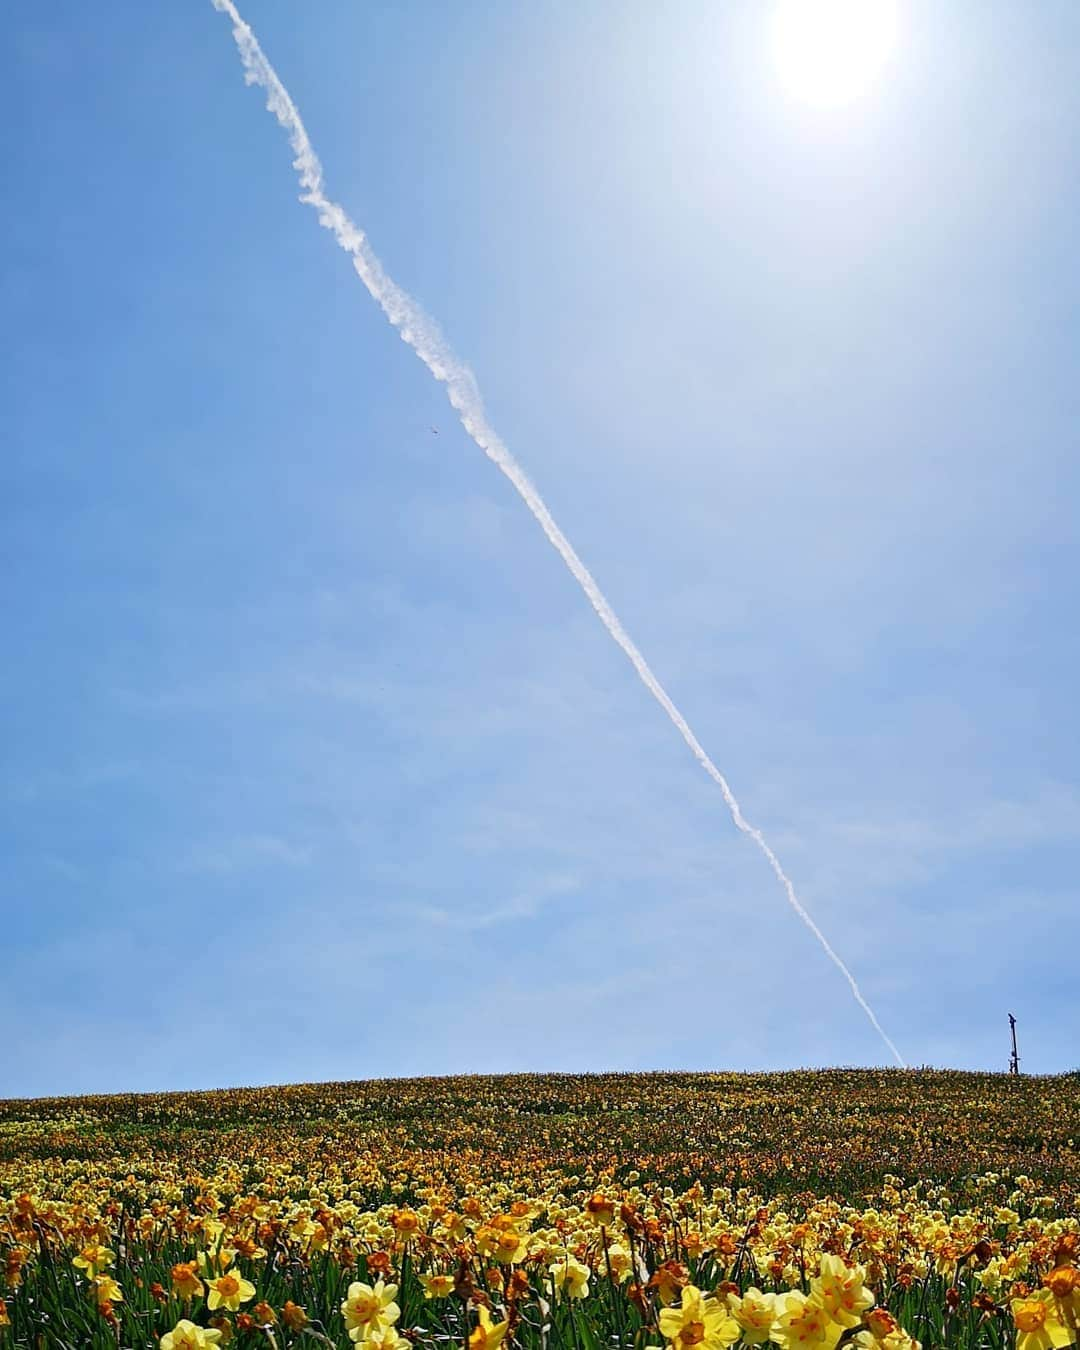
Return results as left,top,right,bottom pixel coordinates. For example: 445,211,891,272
171,1261,205,1300
282,1301,309,1330
855,1307,923,1350
1045,1267,1080,1332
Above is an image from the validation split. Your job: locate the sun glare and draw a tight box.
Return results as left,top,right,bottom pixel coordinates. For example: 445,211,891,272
771,0,899,108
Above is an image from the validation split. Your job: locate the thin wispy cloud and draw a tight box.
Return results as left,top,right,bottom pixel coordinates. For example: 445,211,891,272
410,874,580,931
180,833,312,875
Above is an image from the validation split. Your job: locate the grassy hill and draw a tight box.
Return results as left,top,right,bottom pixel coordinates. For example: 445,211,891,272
3,1069,1078,1197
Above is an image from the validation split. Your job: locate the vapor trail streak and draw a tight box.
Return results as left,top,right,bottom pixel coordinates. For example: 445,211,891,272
210,0,907,1069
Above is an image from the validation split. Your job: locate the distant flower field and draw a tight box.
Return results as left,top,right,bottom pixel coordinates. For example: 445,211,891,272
1,1070,1078,1350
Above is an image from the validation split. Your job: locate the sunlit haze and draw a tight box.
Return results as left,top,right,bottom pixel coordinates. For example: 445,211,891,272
772,0,900,107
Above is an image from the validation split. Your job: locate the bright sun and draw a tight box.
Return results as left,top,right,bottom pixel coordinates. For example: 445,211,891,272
771,0,899,108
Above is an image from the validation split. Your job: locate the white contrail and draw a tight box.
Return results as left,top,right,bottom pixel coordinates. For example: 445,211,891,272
209,0,907,1070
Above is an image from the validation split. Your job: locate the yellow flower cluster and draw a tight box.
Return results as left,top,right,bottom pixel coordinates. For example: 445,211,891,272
657,1255,919,1350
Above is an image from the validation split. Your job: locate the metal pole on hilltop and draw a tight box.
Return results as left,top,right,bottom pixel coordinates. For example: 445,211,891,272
1008,1013,1020,1076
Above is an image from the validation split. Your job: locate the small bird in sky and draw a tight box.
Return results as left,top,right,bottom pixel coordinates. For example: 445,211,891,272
429,425,439,435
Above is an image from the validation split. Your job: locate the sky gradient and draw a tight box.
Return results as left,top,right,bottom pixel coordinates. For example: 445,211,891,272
3,1,1079,1097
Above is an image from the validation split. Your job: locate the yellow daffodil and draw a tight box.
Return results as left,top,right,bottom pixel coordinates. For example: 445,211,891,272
420,1273,456,1300
365,1325,412,1350
811,1255,876,1330
91,1274,123,1304
492,1228,529,1264
72,1244,114,1277
469,1304,510,1350
726,1287,777,1344
771,1291,845,1350
585,1194,617,1227
206,1269,256,1312
659,1284,741,1349
198,1244,237,1275
1012,1291,1074,1350
341,1279,400,1338
551,1254,590,1300
855,1327,923,1350
161,1320,224,1349
855,1308,923,1350
604,1243,634,1284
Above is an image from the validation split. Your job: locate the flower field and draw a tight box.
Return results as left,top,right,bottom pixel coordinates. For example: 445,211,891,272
1,1070,1078,1350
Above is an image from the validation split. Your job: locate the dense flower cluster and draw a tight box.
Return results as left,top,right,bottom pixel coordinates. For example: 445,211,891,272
0,1070,1077,1348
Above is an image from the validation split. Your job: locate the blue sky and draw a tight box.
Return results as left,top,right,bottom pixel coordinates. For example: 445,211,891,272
3,0,1078,1097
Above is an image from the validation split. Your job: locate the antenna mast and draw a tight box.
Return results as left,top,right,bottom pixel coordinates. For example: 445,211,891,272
1008,1013,1020,1076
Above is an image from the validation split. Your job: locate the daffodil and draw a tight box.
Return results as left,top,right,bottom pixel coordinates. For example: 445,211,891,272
1045,1268,1080,1328
491,1228,529,1264
197,1244,237,1275
604,1243,634,1284
341,1279,400,1339
72,1245,114,1277
855,1327,922,1350
91,1274,123,1304
282,1301,309,1330
585,1194,617,1226
855,1308,922,1350
171,1261,205,1301
811,1255,875,1330
206,1269,256,1312
727,1287,777,1344
390,1208,421,1239
365,1326,412,1350
650,1261,691,1306
161,1320,224,1350
770,1291,845,1350
551,1254,590,1299
469,1304,510,1350
1012,1290,1074,1350
420,1272,456,1300
659,1284,741,1349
